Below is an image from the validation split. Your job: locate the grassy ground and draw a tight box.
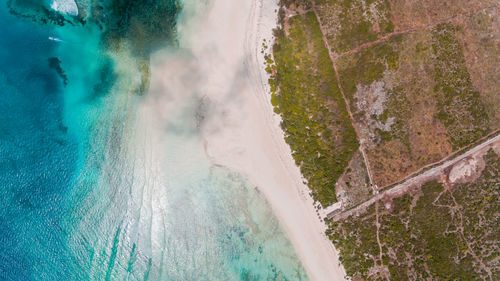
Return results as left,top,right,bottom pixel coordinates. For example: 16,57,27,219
389,0,496,31
268,8,358,206
315,0,394,54
431,23,490,149
270,0,499,203
336,22,492,186
458,7,500,128
270,1,500,279
327,149,500,280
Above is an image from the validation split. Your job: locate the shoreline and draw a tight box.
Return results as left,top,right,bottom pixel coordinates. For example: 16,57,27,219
191,0,347,279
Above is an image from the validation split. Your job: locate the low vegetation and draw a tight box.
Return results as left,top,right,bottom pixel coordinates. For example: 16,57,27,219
431,23,490,150
389,0,493,31
270,1,500,279
336,21,493,186
268,6,358,206
327,149,500,280
458,7,500,127
315,0,394,54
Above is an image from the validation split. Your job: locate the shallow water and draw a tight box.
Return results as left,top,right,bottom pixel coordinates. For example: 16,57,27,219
0,1,309,280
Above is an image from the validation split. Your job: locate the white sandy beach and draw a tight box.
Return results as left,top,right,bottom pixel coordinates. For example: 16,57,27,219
170,0,348,280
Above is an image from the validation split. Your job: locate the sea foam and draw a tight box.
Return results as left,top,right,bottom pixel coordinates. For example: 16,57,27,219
50,0,78,16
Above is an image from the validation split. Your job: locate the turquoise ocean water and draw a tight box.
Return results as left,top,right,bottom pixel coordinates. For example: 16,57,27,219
0,1,309,280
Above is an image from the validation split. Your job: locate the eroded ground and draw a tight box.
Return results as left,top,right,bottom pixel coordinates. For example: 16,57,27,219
336,149,372,209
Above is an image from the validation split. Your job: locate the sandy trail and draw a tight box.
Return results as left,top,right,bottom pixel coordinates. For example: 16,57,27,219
178,0,347,280
330,133,500,222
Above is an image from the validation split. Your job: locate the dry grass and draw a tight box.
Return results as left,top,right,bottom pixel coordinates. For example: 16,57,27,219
388,0,496,31
335,18,494,186
458,7,500,126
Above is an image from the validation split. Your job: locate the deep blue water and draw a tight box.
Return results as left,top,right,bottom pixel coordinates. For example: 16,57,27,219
0,3,77,279
0,1,309,280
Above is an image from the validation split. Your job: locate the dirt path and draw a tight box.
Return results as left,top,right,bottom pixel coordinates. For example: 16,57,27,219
310,2,375,188
374,200,389,280
380,129,500,190
328,133,500,220
334,5,500,60
447,189,493,280
309,1,499,198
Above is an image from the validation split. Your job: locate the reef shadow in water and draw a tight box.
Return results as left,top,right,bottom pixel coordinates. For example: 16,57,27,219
7,0,75,26
8,0,182,97
48,57,68,86
93,0,182,95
